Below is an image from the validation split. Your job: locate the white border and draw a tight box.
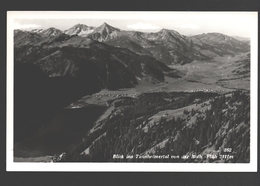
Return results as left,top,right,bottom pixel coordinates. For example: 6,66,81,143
6,11,258,172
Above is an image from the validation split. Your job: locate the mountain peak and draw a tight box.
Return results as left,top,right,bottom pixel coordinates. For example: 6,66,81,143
64,24,96,36
101,22,113,27
88,23,120,42
97,22,120,32
159,28,180,35
102,22,109,26
73,24,88,28
38,27,62,37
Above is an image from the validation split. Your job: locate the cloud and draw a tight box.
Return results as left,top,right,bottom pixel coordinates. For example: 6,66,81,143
127,23,159,30
14,22,42,29
176,24,200,29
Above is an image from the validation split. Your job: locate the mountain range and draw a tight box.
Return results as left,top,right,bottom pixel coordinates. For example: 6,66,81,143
14,22,250,94
15,22,250,65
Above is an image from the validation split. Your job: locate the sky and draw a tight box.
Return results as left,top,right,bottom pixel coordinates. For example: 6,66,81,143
9,11,257,37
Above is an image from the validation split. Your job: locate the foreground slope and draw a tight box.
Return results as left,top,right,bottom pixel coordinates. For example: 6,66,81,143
59,91,249,163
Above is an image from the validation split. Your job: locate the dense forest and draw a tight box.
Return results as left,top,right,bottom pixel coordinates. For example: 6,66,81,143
56,90,250,163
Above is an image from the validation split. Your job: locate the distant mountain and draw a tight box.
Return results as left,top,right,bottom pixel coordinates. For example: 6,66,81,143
64,24,96,36
137,29,210,64
87,24,250,65
40,27,63,37
14,27,63,43
88,22,121,42
189,33,250,55
89,24,250,64
31,29,44,33
88,26,211,65
33,33,94,47
14,30,44,46
104,31,155,56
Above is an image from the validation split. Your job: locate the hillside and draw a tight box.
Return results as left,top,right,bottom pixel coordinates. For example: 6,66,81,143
14,33,180,90
59,91,250,163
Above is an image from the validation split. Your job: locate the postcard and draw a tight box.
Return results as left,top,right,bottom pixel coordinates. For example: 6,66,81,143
6,11,258,171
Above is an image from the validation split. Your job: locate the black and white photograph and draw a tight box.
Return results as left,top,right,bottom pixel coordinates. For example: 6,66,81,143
6,11,258,171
